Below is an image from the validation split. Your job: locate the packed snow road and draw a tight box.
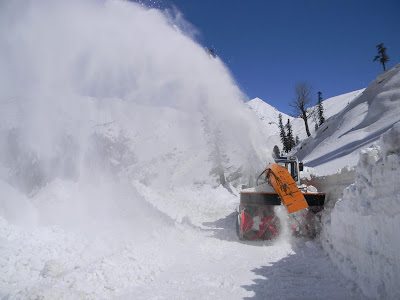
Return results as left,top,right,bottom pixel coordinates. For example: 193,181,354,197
120,226,363,299
0,184,365,299
119,212,365,299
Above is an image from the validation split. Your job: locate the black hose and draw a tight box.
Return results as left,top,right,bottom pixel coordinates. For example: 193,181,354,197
256,166,288,193
256,167,269,186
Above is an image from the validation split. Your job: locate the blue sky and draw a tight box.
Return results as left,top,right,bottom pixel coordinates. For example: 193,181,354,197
137,0,400,115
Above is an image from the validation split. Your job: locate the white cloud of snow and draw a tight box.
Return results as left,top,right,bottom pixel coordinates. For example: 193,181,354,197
0,0,269,224
0,1,271,296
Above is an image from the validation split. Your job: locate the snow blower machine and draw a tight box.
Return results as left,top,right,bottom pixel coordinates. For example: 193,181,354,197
237,156,325,240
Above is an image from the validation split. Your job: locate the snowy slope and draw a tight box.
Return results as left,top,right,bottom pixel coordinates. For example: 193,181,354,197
247,97,293,128
247,89,364,154
246,98,294,153
295,64,400,175
322,89,365,119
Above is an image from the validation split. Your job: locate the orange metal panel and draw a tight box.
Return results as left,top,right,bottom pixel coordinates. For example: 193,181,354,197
265,163,309,214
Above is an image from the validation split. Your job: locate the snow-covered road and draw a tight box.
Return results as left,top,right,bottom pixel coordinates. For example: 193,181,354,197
1,191,365,299
121,212,365,299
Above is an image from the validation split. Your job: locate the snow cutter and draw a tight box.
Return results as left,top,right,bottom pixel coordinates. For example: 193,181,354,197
237,156,325,240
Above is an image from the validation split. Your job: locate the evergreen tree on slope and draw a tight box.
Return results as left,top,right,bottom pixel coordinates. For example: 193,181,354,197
373,43,390,71
317,91,325,126
286,119,296,152
278,113,288,152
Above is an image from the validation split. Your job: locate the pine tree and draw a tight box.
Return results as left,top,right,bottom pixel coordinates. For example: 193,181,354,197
286,119,296,152
295,135,300,145
278,114,288,152
373,43,389,71
317,91,325,125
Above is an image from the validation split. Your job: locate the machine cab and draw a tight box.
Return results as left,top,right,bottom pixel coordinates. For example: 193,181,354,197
274,156,303,185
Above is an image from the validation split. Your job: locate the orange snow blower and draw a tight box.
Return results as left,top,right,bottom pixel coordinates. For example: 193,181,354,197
237,156,325,240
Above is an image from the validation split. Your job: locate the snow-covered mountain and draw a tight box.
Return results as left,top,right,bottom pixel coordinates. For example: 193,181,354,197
246,97,294,152
246,89,364,154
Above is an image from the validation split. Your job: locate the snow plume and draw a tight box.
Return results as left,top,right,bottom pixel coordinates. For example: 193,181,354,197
321,122,400,299
0,2,270,296
0,0,269,232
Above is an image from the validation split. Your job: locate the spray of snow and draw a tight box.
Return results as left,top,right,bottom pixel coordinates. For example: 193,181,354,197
0,0,269,230
0,1,274,297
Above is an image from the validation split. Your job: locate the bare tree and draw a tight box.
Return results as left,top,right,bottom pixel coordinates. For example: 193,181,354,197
289,81,314,137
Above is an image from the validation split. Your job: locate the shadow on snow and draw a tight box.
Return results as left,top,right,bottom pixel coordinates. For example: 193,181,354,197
305,122,397,168
241,242,366,300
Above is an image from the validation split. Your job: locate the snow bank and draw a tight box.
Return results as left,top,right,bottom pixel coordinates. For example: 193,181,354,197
321,122,400,299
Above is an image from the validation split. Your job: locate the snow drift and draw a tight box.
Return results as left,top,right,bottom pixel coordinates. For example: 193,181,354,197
321,122,400,299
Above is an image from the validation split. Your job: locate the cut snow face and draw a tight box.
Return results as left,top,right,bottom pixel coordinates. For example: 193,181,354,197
295,64,400,175
321,122,400,299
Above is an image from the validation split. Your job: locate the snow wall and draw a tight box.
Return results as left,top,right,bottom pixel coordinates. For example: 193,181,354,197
321,122,400,299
